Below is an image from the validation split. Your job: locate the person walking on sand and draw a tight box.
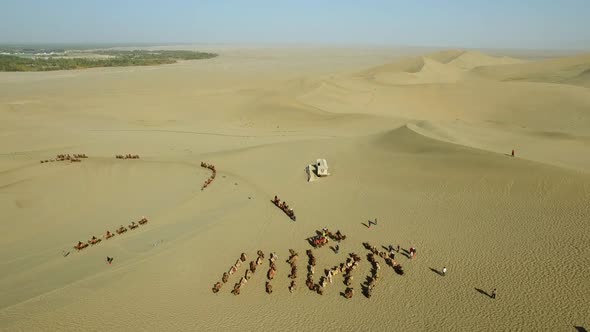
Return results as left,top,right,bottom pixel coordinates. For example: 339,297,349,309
511,149,515,157
491,288,497,299
442,266,447,276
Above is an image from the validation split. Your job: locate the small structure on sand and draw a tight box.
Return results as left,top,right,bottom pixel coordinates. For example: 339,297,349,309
305,158,330,182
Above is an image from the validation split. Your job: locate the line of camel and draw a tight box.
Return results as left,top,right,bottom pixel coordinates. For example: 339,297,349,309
73,217,149,251
40,153,88,163
271,196,296,221
200,162,216,190
115,154,140,159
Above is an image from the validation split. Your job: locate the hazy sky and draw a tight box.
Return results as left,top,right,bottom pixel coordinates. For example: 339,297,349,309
1,0,589,49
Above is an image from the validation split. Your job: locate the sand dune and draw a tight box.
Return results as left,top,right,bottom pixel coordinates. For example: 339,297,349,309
1,47,589,331
471,53,590,86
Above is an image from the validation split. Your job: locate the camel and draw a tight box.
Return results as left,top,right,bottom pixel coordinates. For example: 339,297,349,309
239,277,247,287
267,268,276,280
245,269,253,280
116,226,127,234
289,280,296,293
222,272,229,283
235,259,242,268
88,236,101,245
74,241,89,250
317,287,324,295
288,266,297,279
265,281,273,294
269,252,277,263
308,265,314,275
249,261,257,273
104,231,115,239
212,282,222,293
231,283,241,296
287,254,298,265
306,279,314,290
138,217,148,225
257,250,264,258
240,253,247,262
269,262,277,271
255,256,264,266
344,275,353,286
229,265,237,275
319,277,327,288
129,222,138,230
344,287,354,299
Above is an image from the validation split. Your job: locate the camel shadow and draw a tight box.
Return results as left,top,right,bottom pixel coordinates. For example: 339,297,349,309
574,326,587,332
430,267,443,276
475,287,492,298
361,284,371,298
329,246,339,254
339,291,347,299
400,251,410,259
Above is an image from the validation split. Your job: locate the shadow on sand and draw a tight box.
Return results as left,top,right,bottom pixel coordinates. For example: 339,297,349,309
475,287,492,298
429,267,443,276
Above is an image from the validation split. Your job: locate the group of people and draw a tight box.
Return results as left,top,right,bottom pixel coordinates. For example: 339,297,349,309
115,154,140,159
40,153,88,164
200,162,217,190
73,216,149,251
308,228,347,249
272,195,296,221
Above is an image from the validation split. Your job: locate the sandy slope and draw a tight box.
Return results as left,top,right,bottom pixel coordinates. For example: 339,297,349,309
0,47,589,331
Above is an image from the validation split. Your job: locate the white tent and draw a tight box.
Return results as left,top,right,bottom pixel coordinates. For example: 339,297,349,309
305,158,330,182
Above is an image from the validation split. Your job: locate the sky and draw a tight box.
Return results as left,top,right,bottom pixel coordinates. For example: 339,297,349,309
1,0,589,49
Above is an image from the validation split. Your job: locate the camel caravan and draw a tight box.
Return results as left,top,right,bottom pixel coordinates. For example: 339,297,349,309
271,195,296,221
363,242,404,276
115,154,140,159
73,216,149,252
308,228,347,249
211,238,413,299
40,153,88,164
200,162,217,190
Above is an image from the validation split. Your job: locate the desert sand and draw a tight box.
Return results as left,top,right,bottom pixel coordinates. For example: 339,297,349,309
0,46,589,331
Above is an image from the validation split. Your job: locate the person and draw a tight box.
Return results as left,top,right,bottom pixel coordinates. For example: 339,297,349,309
442,266,447,276
491,288,497,299
397,245,400,253
511,149,515,157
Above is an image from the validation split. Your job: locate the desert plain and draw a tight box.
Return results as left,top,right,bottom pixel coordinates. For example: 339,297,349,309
1,45,589,331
